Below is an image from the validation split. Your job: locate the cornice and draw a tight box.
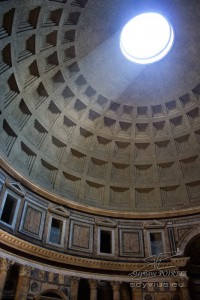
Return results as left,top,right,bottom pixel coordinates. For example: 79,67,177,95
0,230,188,272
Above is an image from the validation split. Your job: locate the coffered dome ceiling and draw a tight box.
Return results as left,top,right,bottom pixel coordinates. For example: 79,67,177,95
0,0,200,213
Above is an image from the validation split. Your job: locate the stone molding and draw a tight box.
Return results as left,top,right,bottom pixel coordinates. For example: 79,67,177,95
0,230,188,272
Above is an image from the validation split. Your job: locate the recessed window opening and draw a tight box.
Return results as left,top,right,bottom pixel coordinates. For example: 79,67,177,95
120,13,174,64
100,230,112,254
49,218,62,244
1,194,18,225
150,232,164,255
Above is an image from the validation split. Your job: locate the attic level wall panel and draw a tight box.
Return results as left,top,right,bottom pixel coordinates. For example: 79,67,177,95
19,199,46,240
68,219,93,253
119,228,144,257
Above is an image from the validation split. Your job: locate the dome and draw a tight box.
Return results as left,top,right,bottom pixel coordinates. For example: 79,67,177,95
0,0,200,217
1,1,200,300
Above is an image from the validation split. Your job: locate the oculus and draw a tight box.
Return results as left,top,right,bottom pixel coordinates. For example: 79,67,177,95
120,13,174,64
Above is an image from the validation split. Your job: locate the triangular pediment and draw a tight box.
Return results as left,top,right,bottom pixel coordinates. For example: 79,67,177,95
144,220,165,229
7,181,26,196
49,205,70,217
96,217,117,227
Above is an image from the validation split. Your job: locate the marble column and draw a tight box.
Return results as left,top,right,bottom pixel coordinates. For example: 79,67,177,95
131,286,142,300
89,279,98,300
111,281,121,300
70,277,80,300
0,258,13,300
14,265,33,300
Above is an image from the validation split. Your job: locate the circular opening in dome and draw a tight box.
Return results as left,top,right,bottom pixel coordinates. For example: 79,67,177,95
120,13,174,64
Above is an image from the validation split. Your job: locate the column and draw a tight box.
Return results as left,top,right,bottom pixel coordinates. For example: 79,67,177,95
131,286,142,300
15,265,33,300
0,258,13,300
111,281,121,300
70,277,80,300
89,279,98,300
179,276,191,300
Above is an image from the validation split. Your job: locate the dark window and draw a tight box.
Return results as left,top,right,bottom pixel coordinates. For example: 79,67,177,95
1,194,17,225
150,232,164,255
100,230,112,254
49,218,62,244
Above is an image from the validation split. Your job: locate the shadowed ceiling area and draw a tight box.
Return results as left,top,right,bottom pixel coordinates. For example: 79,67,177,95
0,0,200,213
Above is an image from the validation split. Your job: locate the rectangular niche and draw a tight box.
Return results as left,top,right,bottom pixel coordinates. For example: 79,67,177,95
175,134,192,155
68,219,93,253
135,164,152,183
97,227,115,256
148,231,165,256
39,159,58,188
0,189,21,229
165,100,179,114
186,181,200,203
11,99,32,130
151,104,164,118
1,120,17,156
117,122,132,137
58,116,76,138
119,228,144,257
107,101,120,116
187,108,200,126
100,117,116,135
0,43,12,75
25,119,47,149
84,181,105,204
122,105,133,118
170,116,187,133
66,148,86,172
47,215,66,247
67,61,79,78
137,106,148,118
44,101,61,126
114,141,130,159
135,188,155,210
93,136,111,158
84,109,100,129
18,142,36,175
61,172,81,198
157,162,176,182
17,34,35,62
135,123,149,137
180,155,199,178
135,143,151,159
179,93,195,109
160,185,185,207
60,86,75,108
4,73,19,108
153,121,168,136
73,128,93,150
69,99,86,119
46,135,66,163
19,198,46,239
87,157,107,180
111,163,129,183
95,95,108,110
84,86,96,101
109,186,130,208
155,140,173,159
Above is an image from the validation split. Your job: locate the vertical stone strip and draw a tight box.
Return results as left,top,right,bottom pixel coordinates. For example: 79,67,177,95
14,265,33,300
70,277,80,300
0,258,12,300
